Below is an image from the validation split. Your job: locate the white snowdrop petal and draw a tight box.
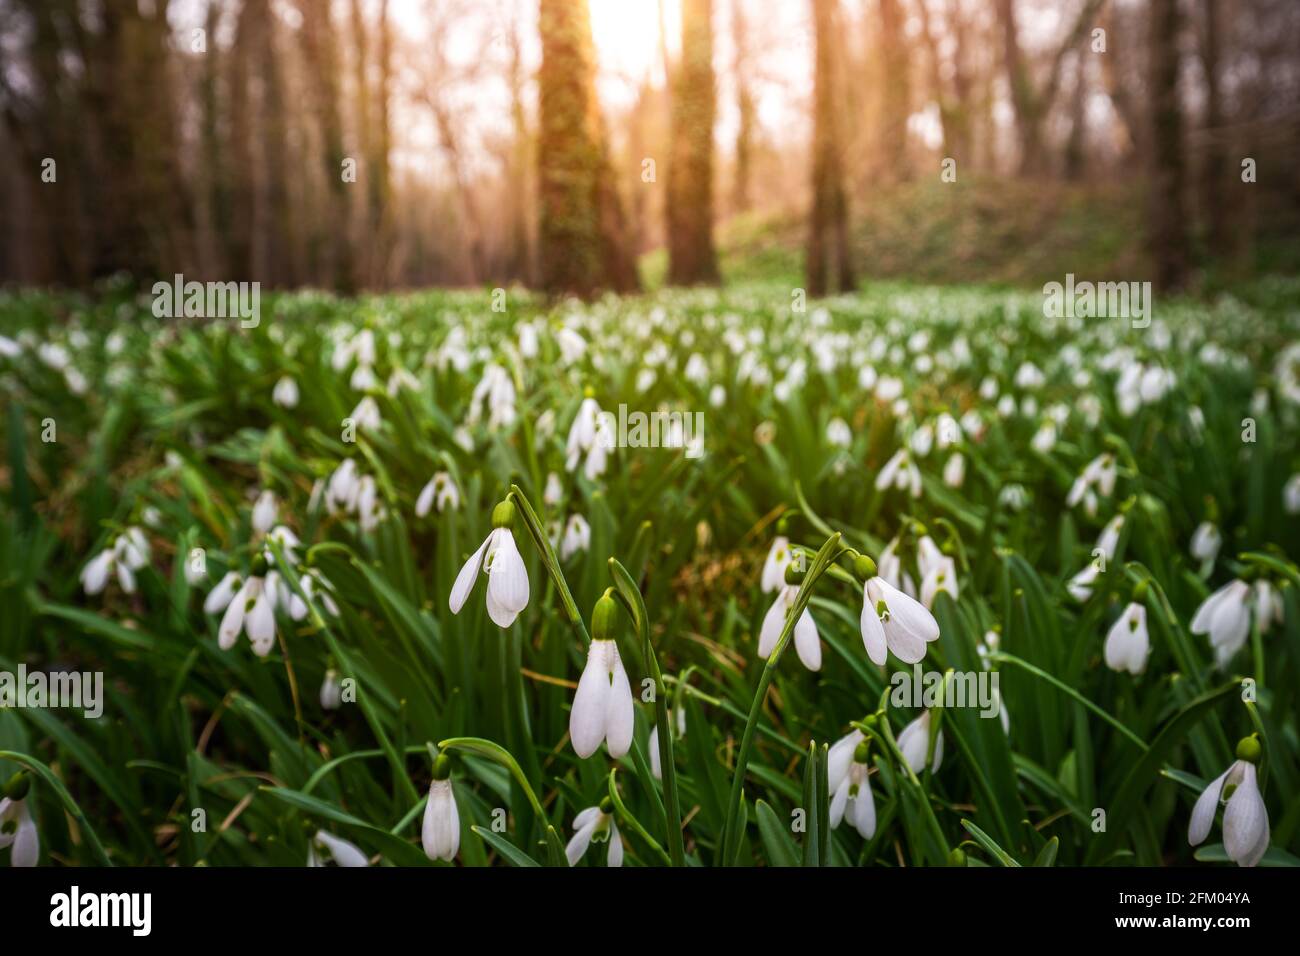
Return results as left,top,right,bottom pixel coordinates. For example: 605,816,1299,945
570,642,613,758
449,534,490,615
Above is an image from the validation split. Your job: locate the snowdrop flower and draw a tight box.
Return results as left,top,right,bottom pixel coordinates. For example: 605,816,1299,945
204,571,242,614
909,424,934,458
760,535,794,593
422,760,460,862
543,471,564,507
826,417,851,448
759,582,821,671
416,472,459,516
565,394,612,478
449,500,530,628
80,528,150,596
1095,515,1124,563
326,459,361,513
897,710,943,774
216,563,277,656
919,554,959,609
349,396,381,432
1284,474,1300,514
0,774,38,867
386,366,420,397
648,707,687,780
1104,602,1150,675
1067,561,1102,603
350,363,376,393
288,571,338,620
943,453,965,488
1190,579,1252,668
876,449,922,498
252,490,278,535
263,525,301,565
556,326,587,365
272,376,299,408
1031,421,1057,454
1188,739,1270,867
1254,580,1283,635
468,363,517,429
566,806,622,867
1190,522,1221,565
827,728,864,797
320,668,343,710
1014,361,1044,389
570,596,634,758
560,513,591,560
709,384,726,408
861,575,941,665
935,412,961,449
829,740,876,839
309,831,368,867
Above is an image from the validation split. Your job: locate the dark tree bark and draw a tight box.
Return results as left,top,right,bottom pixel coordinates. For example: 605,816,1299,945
1148,0,1190,289
667,0,719,285
1198,0,1228,250
806,0,854,296
299,0,354,292
537,0,639,297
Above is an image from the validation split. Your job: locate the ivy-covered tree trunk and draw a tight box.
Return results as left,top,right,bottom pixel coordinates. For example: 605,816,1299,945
806,0,854,297
537,0,638,298
667,0,719,285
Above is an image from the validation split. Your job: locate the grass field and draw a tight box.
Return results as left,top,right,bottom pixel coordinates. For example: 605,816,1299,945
1,277,1299,867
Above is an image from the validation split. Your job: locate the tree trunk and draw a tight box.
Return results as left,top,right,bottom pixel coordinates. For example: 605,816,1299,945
877,0,910,180
667,0,719,285
806,0,854,296
1199,0,1228,250
1148,0,1190,290
537,0,639,297
731,0,755,214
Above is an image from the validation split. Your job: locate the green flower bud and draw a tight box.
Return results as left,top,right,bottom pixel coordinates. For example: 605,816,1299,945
250,553,269,577
491,498,516,529
431,754,453,781
948,847,967,867
3,771,30,801
1132,580,1149,603
854,554,877,581
1236,735,1262,764
591,590,619,641
784,561,804,586
853,740,871,763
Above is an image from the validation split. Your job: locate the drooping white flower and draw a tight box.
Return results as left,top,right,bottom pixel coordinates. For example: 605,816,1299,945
1067,561,1102,602
760,536,793,593
829,744,876,840
1190,580,1252,668
896,710,943,774
204,571,242,614
569,638,634,759
565,396,604,473
758,584,821,671
560,513,591,561
648,707,687,780
416,471,459,517
565,806,622,867
422,778,460,862
860,577,940,666
1189,749,1270,867
1254,580,1283,634
309,831,368,867
0,790,38,867
217,572,277,656
876,449,922,498
919,555,959,609
1031,421,1057,454
349,396,381,432
943,452,965,488
1284,473,1300,514
543,471,564,506
1103,602,1150,675
320,668,343,710
1190,522,1221,565
252,490,278,535
273,376,299,408
826,417,851,449
448,511,530,628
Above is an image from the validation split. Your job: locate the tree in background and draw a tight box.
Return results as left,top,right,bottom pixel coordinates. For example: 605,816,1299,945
537,0,638,297
1148,0,1189,290
806,0,854,296
667,0,720,285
